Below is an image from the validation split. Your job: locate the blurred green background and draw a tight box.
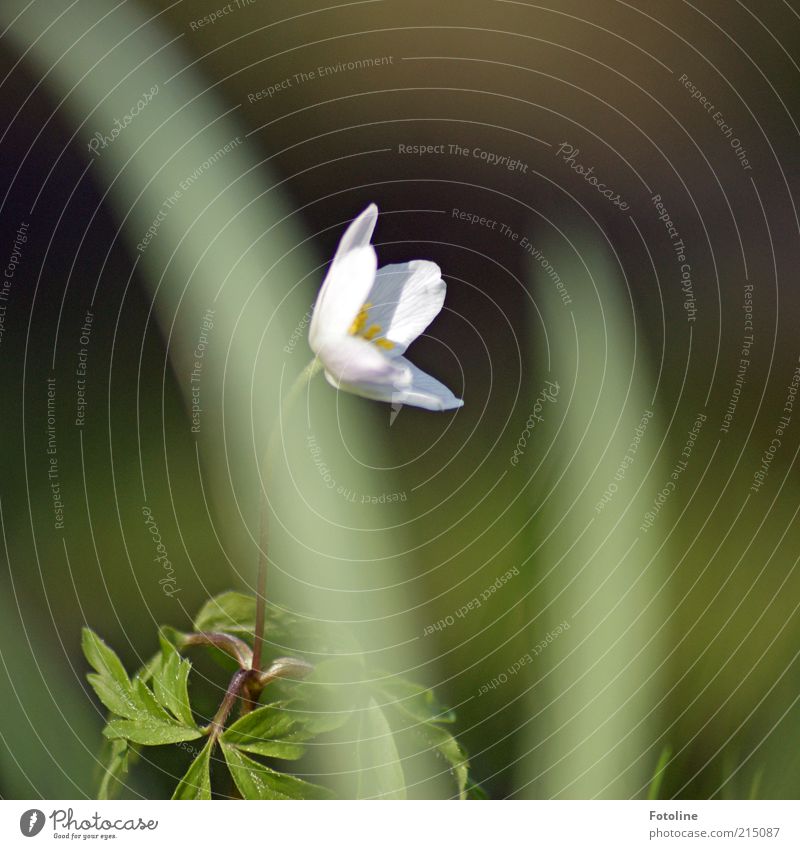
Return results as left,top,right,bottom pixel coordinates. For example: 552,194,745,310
1,0,799,799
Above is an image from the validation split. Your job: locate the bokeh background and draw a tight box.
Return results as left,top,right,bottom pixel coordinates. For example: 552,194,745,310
1,0,799,799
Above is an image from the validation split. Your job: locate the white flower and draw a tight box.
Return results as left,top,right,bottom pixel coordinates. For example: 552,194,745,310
308,204,464,411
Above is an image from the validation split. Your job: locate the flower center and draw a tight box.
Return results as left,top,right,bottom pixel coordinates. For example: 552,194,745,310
348,302,394,350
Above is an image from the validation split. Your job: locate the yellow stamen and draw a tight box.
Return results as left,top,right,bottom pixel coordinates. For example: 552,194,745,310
349,302,371,336
348,302,395,350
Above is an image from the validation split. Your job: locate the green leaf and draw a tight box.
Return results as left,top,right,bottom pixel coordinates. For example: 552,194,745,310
131,677,173,720
136,630,184,684
153,636,195,726
415,722,469,800
289,658,360,731
172,739,214,800
221,699,341,760
82,628,183,724
97,739,130,800
194,592,256,634
222,703,309,760
135,652,161,686
83,629,140,717
86,673,140,720
356,698,406,800
221,744,332,799
371,676,454,724
82,628,131,690
647,745,672,801
104,717,203,746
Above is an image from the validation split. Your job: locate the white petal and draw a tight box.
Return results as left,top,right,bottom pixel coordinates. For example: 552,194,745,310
308,246,377,350
308,205,378,346
333,203,378,260
329,354,463,411
318,334,410,389
391,357,463,410
363,261,446,356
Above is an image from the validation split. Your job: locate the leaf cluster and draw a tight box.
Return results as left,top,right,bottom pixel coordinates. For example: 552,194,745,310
83,593,481,800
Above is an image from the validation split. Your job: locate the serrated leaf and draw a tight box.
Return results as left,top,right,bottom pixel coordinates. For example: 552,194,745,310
371,676,454,724
221,703,308,760
194,592,256,634
82,628,131,690
135,652,161,686
104,717,203,746
289,658,360,732
135,628,184,684
97,739,130,800
356,698,406,800
415,722,469,800
172,739,214,800
221,744,332,799
83,629,141,719
86,673,141,720
153,637,195,727
131,677,174,721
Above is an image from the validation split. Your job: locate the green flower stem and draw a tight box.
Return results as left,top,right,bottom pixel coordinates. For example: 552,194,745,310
252,357,323,672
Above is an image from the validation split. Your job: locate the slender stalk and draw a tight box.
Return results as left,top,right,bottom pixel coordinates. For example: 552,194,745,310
252,357,323,671
182,631,253,669
205,668,253,741
239,656,314,716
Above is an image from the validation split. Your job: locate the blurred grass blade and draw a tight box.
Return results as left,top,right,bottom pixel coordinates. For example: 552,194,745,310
515,233,669,798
